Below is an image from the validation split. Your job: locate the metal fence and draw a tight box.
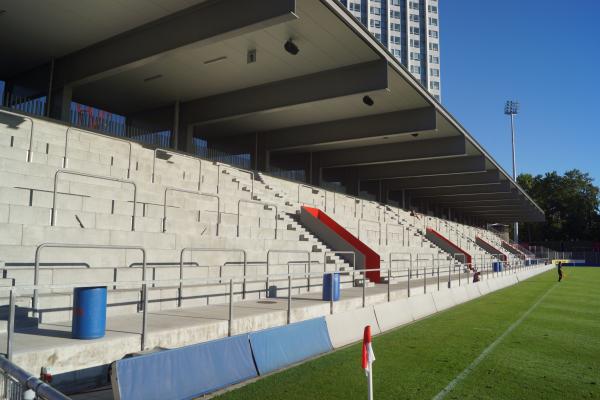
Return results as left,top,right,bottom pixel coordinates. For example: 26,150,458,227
0,357,70,400
1,92,172,149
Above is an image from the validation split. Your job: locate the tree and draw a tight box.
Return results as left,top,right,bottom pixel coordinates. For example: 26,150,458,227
517,170,600,242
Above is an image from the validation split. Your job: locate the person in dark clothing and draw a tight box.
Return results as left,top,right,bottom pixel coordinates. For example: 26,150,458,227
557,262,563,282
473,268,481,283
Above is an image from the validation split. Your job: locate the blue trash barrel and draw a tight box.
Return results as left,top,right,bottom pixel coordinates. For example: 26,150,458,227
72,287,107,339
492,262,501,272
322,273,340,301
267,285,278,298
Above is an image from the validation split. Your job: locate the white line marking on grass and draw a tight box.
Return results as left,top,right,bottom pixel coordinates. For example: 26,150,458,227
432,283,558,400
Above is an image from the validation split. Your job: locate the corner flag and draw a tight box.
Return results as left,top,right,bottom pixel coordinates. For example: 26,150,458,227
362,325,375,400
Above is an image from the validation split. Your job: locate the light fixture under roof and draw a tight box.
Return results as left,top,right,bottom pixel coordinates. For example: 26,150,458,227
143,74,163,83
204,56,227,65
284,39,299,55
362,95,374,107
0,10,6,16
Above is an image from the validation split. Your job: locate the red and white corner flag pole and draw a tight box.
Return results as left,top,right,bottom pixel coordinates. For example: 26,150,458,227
362,325,376,400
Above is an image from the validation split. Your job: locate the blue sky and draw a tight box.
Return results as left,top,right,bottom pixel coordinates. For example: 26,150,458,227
440,0,600,183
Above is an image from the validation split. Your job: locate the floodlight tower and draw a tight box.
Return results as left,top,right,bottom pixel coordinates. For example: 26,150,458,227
504,100,519,243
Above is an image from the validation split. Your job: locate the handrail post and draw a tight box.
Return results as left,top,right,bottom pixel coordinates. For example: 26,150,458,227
141,249,147,351
228,279,234,337
362,270,366,308
437,264,440,291
52,170,137,231
288,275,292,323
423,265,427,294
387,268,391,302
178,250,184,307
242,251,247,299
307,252,311,291
238,200,278,239
407,267,411,297
7,288,15,361
330,271,335,314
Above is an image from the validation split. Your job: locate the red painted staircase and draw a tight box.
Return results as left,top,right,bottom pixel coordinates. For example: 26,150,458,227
299,206,381,283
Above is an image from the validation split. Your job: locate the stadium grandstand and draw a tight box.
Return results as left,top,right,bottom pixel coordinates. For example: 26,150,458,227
0,0,555,398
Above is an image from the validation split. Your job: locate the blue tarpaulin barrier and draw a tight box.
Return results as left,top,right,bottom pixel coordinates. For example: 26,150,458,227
249,317,333,375
113,335,257,400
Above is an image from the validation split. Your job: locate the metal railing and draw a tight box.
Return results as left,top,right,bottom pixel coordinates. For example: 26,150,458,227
152,148,202,191
0,109,35,163
0,357,70,400
5,251,549,371
64,126,133,178
266,250,311,292
324,251,356,270
217,164,254,197
358,219,381,245
386,223,405,246
51,170,137,231
298,184,325,209
237,200,278,239
32,244,147,351
332,192,359,216
179,248,247,301
163,187,220,235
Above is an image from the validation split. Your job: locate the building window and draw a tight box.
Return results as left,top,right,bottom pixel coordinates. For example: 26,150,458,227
410,52,420,61
374,33,382,41
410,39,420,48
411,65,421,74
429,17,438,26
428,5,438,13
409,2,419,10
430,81,440,90
392,49,402,59
390,10,401,19
390,23,401,31
429,55,439,64
410,14,420,22
410,26,420,35
370,7,381,15
390,35,401,45
370,20,382,29
429,30,438,38
349,3,361,12
429,42,439,51
430,68,440,77
391,0,401,5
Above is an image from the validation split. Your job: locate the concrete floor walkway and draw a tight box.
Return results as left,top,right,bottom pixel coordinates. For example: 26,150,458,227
4,269,497,391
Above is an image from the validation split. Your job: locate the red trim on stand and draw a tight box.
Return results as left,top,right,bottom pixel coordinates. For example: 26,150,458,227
476,236,508,261
502,241,527,259
426,228,473,268
303,206,381,283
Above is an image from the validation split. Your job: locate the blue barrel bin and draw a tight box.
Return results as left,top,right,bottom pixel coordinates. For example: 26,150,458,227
72,287,107,339
492,262,502,272
322,273,340,302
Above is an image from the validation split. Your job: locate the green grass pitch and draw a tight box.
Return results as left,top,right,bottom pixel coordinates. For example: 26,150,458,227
216,268,600,399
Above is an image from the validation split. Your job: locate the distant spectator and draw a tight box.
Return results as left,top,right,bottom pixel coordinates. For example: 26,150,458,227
410,209,421,220
473,268,481,283
557,261,563,282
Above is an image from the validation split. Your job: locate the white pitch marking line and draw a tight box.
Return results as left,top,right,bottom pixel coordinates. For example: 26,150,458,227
432,283,558,400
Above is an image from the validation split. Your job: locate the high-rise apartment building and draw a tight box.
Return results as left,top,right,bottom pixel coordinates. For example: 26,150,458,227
341,0,441,101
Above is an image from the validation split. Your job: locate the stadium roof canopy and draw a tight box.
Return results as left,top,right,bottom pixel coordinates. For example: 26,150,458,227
0,0,544,223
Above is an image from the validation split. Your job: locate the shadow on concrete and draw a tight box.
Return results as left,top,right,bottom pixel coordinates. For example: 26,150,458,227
0,110,30,130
